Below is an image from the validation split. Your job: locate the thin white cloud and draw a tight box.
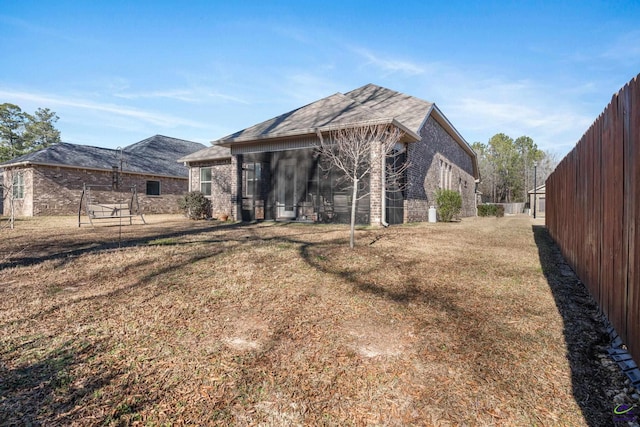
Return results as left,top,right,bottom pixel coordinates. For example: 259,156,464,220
0,14,89,44
277,73,341,104
114,88,249,104
424,73,597,154
454,98,592,133
603,30,640,62
0,89,207,128
351,47,426,76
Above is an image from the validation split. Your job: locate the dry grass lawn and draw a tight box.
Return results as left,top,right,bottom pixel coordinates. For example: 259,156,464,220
0,215,631,425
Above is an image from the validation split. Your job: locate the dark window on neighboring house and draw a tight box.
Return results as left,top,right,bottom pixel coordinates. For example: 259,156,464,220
12,172,24,199
200,167,212,196
146,180,161,196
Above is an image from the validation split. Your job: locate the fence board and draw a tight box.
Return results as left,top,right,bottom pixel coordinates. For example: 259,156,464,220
547,73,640,362
627,76,640,360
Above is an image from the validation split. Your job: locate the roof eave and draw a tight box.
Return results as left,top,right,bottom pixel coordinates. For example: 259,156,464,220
0,160,33,168
178,153,231,164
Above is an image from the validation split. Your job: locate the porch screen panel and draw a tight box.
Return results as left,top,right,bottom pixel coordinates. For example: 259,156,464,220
242,162,264,220
385,151,406,224
283,163,295,210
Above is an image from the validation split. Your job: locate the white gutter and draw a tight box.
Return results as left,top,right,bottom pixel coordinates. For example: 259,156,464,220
186,162,192,192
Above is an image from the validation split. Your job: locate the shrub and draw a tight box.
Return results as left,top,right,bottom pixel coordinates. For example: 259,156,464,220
477,204,505,218
178,191,211,220
477,204,495,217
435,189,462,222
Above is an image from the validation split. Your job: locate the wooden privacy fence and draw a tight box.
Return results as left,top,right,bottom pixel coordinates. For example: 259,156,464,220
547,73,640,361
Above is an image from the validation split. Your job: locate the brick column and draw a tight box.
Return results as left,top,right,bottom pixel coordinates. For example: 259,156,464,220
369,142,383,226
230,154,242,221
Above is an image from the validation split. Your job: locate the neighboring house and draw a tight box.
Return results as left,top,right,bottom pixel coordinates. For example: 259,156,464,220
180,84,479,225
528,184,546,218
1,135,206,217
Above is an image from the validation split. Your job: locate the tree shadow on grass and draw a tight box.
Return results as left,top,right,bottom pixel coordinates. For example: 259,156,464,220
0,237,237,424
0,338,125,425
0,221,246,270
532,224,628,427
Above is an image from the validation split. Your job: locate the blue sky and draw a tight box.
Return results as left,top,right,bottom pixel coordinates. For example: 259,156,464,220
1,1,639,157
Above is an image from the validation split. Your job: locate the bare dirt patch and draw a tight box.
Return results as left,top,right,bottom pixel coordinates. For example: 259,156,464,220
0,214,634,425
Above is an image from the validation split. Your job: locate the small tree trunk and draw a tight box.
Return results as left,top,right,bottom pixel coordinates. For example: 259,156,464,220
10,192,14,229
350,176,358,249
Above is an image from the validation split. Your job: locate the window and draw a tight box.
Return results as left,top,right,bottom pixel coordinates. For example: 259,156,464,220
146,180,160,196
200,167,212,196
12,172,24,199
440,160,452,190
242,163,261,197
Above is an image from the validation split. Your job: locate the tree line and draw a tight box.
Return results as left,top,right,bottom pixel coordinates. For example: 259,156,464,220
472,133,558,204
0,103,61,162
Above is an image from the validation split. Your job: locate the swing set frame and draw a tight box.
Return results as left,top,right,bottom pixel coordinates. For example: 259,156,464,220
78,184,146,227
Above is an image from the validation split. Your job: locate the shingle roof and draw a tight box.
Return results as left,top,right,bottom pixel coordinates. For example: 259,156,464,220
0,135,206,178
216,84,433,144
344,84,433,133
177,144,231,163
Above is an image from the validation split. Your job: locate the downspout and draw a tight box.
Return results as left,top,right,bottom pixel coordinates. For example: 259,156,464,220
381,145,389,227
474,178,480,216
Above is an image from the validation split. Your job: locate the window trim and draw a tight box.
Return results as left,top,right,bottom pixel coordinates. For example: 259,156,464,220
242,162,262,198
146,180,161,196
12,172,24,200
200,167,212,196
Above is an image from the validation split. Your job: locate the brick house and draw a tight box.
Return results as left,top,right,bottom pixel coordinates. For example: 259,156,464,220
1,135,207,217
180,84,479,225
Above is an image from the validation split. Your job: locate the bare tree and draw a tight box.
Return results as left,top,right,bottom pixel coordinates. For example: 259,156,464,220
316,123,406,248
1,170,15,229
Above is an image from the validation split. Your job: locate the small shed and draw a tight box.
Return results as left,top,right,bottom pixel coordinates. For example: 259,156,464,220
528,184,546,218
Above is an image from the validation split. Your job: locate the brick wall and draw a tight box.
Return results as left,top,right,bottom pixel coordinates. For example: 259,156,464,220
188,159,232,217
3,165,190,216
122,174,188,215
406,117,476,221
